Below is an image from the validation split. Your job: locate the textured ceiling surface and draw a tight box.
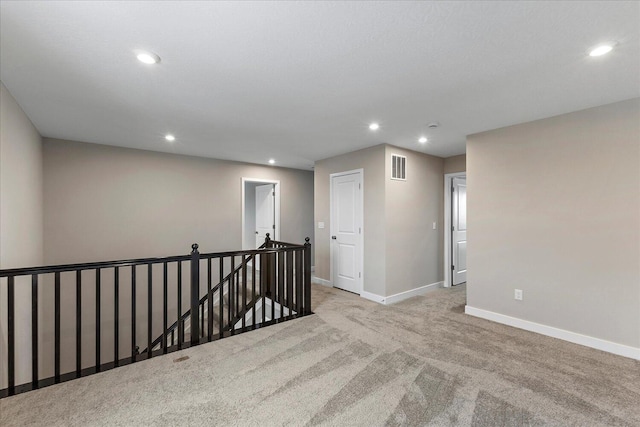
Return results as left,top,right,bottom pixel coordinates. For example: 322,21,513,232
1,1,638,169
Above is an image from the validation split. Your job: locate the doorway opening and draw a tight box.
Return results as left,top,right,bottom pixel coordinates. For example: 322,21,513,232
241,178,281,250
329,169,364,295
444,172,467,287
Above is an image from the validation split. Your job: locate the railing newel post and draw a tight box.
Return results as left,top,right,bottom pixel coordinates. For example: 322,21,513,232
32,274,39,389
190,243,200,346
304,237,312,315
7,276,15,396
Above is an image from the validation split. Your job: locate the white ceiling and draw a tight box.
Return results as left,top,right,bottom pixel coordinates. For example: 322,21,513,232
1,1,638,170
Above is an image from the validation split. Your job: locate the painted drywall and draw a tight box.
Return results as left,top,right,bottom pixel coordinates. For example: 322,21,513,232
444,154,466,174
314,144,445,298
314,145,386,296
467,98,640,349
385,145,444,295
0,82,44,388
40,138,313,378
43,139,313,262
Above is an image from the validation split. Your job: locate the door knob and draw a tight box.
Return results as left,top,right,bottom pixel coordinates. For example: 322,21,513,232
331,236,337,240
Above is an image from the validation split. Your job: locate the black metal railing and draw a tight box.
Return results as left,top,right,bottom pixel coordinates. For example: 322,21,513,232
0,234,311,398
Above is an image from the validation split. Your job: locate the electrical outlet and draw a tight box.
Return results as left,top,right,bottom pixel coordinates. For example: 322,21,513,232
514,289,523,301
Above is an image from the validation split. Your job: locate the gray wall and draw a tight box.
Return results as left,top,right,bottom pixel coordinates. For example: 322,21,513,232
44,139,314,263
0,82,44,387
314,145,386,296
385,145,444,295
314,144,444,298
444,154,466,174
467,98,640,348
40,138,314,378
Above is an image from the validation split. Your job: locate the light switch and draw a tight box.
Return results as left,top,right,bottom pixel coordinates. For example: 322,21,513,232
432,222,436,230
318,222,325,229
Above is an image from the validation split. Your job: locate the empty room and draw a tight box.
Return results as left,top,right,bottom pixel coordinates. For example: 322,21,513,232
1,1,638,426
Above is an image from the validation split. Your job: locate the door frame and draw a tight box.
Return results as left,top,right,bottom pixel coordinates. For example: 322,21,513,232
329,169,364,295
444,172,466,288
241,177,281,249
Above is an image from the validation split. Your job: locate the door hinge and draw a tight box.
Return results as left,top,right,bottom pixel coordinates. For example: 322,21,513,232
359,272,361,278
359,183,361,190
452,226,455,231
273,224,276,229
359,227,361,234
451,186,455,192
451,265,455,271
272,191,275,196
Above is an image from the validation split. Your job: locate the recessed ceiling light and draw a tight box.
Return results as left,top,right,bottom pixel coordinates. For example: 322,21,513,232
589,44,613,57
418,136,428,144
165,134,175,142
136,51,161,64
369,122,380,131
268,159,276,164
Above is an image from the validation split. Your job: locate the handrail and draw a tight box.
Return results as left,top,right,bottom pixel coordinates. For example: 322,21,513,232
0,246,303,277
268,240,302,247
0,255,190,277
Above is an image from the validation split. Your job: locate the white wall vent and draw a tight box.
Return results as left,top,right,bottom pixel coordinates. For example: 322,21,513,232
391,154,407,181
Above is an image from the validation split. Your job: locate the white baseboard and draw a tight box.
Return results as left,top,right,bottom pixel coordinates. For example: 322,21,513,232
311,275,332,287
465,306,640,361
361,291,385,304
361,281,443,305
385,281,444,304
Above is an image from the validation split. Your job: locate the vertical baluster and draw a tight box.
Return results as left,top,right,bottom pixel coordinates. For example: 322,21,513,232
31,274,38,389
227,260,233,329
304,238,312,315
207,258,213,341
270,252,276,322
202,258,213,341
95,268,101,372
242,255,247,329
163,262,168,353
286,251,293,315
8,276,15,395
200,304,204,338
76,270,82,377
147,263,153,358
235,270,239,320
261,253,266,324
251,254,256,328
131,266,137,362
177,262,183,349
229,256,235,334
278,251,284,320
54,272,61,382
219,257,224,338
114,267,119,366
296,249,303,314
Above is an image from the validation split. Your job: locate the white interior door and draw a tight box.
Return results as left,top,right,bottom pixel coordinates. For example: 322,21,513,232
331,172,363,294
452,177,467,285
255,184,274,247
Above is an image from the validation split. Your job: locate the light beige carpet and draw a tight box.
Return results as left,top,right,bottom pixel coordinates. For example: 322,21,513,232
1,284,639,426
